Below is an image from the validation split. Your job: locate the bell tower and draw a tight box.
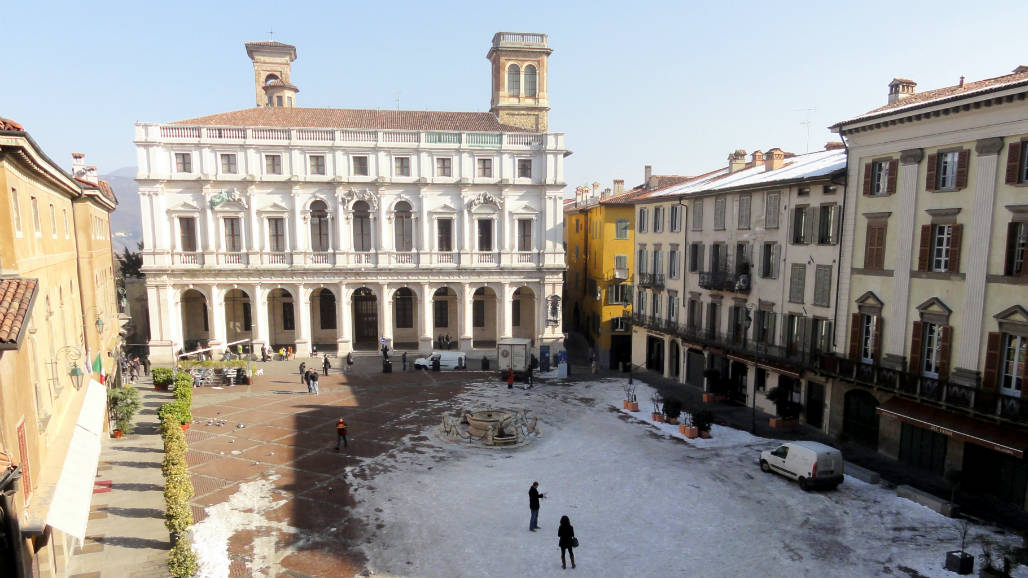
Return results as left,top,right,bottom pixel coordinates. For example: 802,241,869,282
488,32,552,132
245,41,299,108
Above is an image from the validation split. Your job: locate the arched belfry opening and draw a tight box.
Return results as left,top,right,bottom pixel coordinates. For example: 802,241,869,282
246,41,298,108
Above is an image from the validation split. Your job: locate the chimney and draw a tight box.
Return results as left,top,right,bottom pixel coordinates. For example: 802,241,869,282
824,141,845,150
591,182,600,199
959,75,965,88
601,187,611,199
764,148,786,171
750,150,764,165
613,179,625,197
887,78,917,104
1015,65,1028,74
71,153,98,184
728,149,747,173
644,165,652,189
84,166,99,185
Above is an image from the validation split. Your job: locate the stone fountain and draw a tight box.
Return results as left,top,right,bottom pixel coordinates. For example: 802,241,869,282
438,408,540,447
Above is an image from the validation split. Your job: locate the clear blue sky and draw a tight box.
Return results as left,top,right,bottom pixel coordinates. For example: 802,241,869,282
4,0,1028,193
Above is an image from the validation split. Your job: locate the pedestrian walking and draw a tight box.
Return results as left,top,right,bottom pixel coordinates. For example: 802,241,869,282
528,481,546,531
507,368,514,389
558,515,576,569
304,369,313,393
310,370,320,395
299,362,307,383
142,355,150,376
335,417,348,450
401,351,408,371
381,343,390,359
323,354,331,376
346,352,354,373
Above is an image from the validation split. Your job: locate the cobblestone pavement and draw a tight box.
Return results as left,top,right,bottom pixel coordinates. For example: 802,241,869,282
67,377,176,578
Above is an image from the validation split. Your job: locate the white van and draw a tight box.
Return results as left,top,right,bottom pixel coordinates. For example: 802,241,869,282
759,441,844,491
413,351,467,370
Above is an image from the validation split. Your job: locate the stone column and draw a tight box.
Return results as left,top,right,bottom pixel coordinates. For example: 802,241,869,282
953,138,1003,386
419,197,429,257
292,190,306,261
295,284,312,357
883,148,922,370
209,285,227,353
460,283,474,351
254,285,270,351
338,282,352,354
247,188,258,255
500,282,513,340
419,282,433,351
203,194,216,257
380,283,393,350
335,192,347,256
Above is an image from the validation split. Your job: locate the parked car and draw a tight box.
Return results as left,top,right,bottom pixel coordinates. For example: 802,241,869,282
760,441,844,491
413,351,467,370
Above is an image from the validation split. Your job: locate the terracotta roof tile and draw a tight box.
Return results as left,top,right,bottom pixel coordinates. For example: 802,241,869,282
0,116,24,131
0,278,37,347
834,68,1028,127
73,177,118,206
171,107,533,133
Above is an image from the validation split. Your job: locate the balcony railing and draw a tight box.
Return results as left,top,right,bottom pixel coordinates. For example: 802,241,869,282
433,251,458,265
822,356,1026,423
474,252,499,265
309,252,333,265
698,270,750,293
218,252,247,266
173,252,202,265
637,273,652,288
516,252,536,264
263,252,290,265
392,251,418,265
612,267,629,280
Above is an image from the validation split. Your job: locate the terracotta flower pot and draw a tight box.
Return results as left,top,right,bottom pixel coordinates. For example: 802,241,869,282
699,430,712,439
180,423,191,431
680,425,699,438
770,417,798,430
702,393,725,403
625,401,639,412
651,413,665,423
112,430,123,439
154,384,169,391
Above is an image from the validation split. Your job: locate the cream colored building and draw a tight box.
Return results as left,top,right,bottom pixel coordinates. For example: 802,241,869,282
138,34,567,364
0,120,119,577
830,69,1028,509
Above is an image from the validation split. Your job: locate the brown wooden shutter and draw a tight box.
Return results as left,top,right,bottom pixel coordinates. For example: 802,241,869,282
1006,141,1023,184
887,159,899,194
849,313,862,360
982,332,1002,391
872,316,883,362
917,224,932,272
937,325,952,379
863,163,873,196
948,224,962,274
909,321,924,374
955,150,970,190
925,153,938,191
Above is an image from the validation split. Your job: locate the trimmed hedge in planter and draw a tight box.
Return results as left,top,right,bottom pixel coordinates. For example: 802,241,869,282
160,412,197,576
152,368,174,389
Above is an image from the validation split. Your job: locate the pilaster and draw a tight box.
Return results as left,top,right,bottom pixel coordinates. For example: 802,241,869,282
254,284,270,349
419,282,433,350
338,282,352,353
500,282,513,340
460,282,473,350
380,282,393,349
295,284,312,357
209,285,227,352
883,148,922,368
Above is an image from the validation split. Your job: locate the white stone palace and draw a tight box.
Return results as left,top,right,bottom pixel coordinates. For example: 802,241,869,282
137,33,567,364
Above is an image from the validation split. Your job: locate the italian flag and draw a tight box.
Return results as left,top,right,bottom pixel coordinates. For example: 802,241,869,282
93,353,105,385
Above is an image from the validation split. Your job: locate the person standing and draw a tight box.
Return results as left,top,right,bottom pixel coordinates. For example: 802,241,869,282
346,352,354,374
558,515,576,569
335,417,348,450
323,354,331,376
299,362,307,383
528,481,545,531
507,368,514,389
142,355,150,376
401,351,408,371
304,368,313,393
310,369,320,395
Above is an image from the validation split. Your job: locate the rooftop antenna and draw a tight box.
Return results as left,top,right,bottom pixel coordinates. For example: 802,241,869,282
395,93,401,110
267,27,274,40
794,107,815,153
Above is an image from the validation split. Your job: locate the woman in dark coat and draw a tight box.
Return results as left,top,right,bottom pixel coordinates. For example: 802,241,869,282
557,515,575,569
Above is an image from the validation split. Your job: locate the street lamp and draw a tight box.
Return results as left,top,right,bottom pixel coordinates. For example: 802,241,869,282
55,345,85,391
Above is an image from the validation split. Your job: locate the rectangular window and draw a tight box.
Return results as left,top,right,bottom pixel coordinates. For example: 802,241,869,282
638,208,648,232
1006,221,1027,276
652,292,661,318
268,217,285,252
352,156,369,176
792,206,808,244
760,242,775,278
785,314,801,351
396,295,414,329
636,289,647,313
668,249,680,279
637,248,647,275
224,217,242,252
738,194,751,229
871,160,889,195
756,310,776,344
710,243,725,272
865,221,887,269
517,159,532,178
652,248,663,276
813,265,832,307
714,197,726,230
436,157,452,177
512,297,521,327
309,155,326,175
48,204,56,238
692,199,703,230
220,153,237,174
922,322,941,377
653,206,664,233
812,318,833,352
789,263,806,304
608,283,630,305
477,219,493,252
434,299,449,328
688,243,700,273
473,299,485,327
1000,333,1026,394
265,154,282,175
282,301,295,330
437,219,453,252
931,224,953,272
63,209,69,238
615,254,628,271
816,205,833,244
615,219,629,239
1022,144,1028,183
668,294,679,323
9,188,21,234
394,157,411,176
179,217,197,251
517,219,532,251
31,196,41,234
765,192,779,228
243,302,253,331
860,314,877,363
937,151,959,190
670,204,682,232
175,153,192,173
477,158,493,178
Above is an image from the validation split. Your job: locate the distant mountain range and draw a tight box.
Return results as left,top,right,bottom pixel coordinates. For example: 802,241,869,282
103,167,141,251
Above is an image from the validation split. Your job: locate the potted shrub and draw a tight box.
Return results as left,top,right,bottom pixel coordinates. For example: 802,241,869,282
702,369,726,403
622,380,638,412
663,397,683,425
679,415,699,439
107,387,141,438
691,409,714,438
152,367,174,391
650,394,665,423
944,520,974,575
766,386,801,429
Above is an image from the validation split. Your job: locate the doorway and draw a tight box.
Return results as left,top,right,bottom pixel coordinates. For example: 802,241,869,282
352,287,378,350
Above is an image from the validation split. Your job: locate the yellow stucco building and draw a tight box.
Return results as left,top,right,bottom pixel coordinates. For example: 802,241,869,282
564,182,636,369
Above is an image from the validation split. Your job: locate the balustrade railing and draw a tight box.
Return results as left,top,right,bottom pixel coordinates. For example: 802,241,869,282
474,252,498,265
160,126,200,139
295,129,333,141
637,272,653,288
516,252,536,264
351,252,375,265
506,134,544,147
435,252,458,265
173,252,202,265
393,252,418,265
219,252,246,265
205,127,245,139
310,252,333,265
698,270,751,293
251,128,289,140
265,252,289,265
342,130,377,143
381,131,420,144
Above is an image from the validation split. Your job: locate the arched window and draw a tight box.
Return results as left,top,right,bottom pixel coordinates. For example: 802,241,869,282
353,201,372,252
309,200,329,252
264,74,280,85
507,64,521,97
394,201,413,252
524,65,537,97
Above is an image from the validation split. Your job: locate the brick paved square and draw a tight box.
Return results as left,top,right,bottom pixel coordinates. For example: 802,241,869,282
189,455,270,481
228,424,294,442
238,443,314,466
188,435,260,455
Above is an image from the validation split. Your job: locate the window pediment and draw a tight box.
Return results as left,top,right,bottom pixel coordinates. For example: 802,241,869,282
258,202,291,213
994,305,1028,323
430,203,458,214
916,297,952,325
167,201,202,213
510,203,541,215
465,192,503,213
855,291,884,315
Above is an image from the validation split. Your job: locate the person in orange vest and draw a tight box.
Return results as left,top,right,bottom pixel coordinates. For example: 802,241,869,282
507,368,514,389
335,417,348,450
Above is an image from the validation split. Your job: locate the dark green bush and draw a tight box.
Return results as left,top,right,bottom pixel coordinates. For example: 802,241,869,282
152,367,174,386
691,409,714,432
663,397,683,421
